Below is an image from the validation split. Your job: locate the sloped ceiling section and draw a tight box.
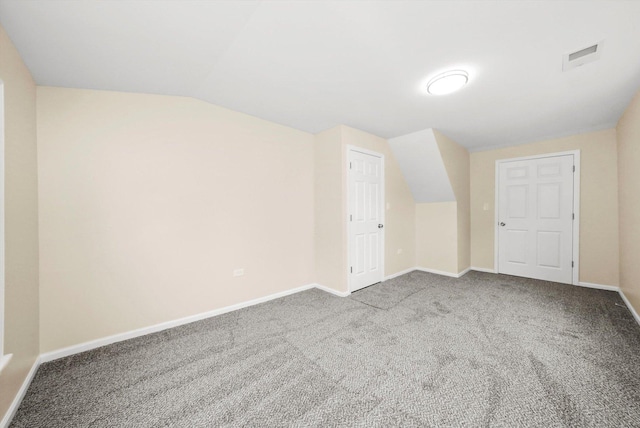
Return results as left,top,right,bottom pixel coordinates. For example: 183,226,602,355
2,1,640,150
388,128,455,203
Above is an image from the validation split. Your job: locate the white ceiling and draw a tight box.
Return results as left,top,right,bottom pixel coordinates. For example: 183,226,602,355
2,1,640,151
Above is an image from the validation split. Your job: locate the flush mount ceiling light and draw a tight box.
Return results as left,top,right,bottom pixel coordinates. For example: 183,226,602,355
426,70,469,95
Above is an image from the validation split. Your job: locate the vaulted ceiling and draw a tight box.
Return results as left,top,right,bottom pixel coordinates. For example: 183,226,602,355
2,1,640,151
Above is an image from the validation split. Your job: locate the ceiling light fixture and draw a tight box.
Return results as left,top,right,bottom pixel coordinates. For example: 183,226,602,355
426,70,469,95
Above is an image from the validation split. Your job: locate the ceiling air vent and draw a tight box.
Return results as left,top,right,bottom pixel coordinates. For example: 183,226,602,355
563,41,603,71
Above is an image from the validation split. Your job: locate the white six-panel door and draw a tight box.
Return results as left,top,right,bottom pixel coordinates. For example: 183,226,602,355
348,149,384,292
498,154,575,284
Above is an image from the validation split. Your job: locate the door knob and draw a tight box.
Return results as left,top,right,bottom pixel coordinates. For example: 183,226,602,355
378,224,384,229
500,222,506,227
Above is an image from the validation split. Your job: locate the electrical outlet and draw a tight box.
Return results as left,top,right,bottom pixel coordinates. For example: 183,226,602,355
233,268,245,277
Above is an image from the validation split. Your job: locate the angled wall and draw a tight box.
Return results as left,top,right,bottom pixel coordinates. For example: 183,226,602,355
314,126,346,291
314,125,415,293
0,25,40,423
616,89,640,316
390,128,469,275
433,130,470,273
342,126,416,279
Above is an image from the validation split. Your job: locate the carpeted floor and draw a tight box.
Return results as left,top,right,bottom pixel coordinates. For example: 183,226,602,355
10,271,640,427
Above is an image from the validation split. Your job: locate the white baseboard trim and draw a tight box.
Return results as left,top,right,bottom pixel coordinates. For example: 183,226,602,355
0,354,12,375
314,283,351,297
382,266,494,281
383,267,415,281
415,266,469,278
577,281,620,292
619,289,640,326
458,267,471,277
40,283,317,363
0,356,41,428
470,267,496,274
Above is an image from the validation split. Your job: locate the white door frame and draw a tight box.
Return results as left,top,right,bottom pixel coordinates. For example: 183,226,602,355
494,150,580,285
346,145,385,293
0,81,8,373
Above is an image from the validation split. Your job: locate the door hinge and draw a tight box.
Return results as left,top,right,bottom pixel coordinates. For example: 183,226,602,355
573,165,575,172
572,213,575,220
349,162,352,169
572,261,574,268
350,214,352,221
350,266,353,273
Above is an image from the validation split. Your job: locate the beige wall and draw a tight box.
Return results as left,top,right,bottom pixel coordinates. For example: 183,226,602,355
616,89,640,316
434,130,470,272
37,87,315,353
470,129,619,286
314,126,346,291
415,202,458,273
314,125,415,292
0,26,40,422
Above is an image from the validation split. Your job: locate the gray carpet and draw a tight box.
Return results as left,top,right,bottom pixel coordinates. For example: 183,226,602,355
10,271,640,427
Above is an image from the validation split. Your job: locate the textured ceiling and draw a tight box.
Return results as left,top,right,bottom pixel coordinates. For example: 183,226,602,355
2,0,640,150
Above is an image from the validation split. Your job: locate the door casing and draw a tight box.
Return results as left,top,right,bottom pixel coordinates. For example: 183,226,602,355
494,150,580,285
347,145,385,292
